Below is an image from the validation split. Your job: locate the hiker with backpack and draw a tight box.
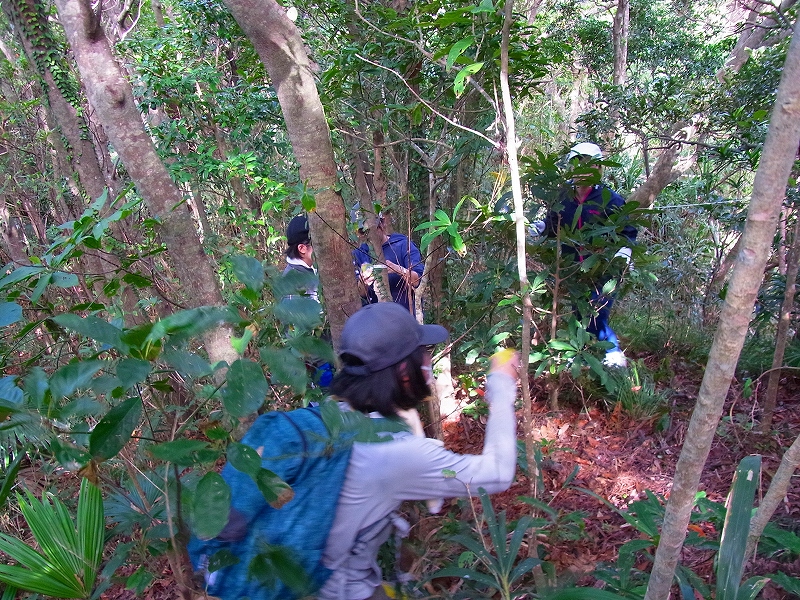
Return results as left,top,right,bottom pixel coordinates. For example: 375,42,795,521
319,302,519,599
189,302,520,600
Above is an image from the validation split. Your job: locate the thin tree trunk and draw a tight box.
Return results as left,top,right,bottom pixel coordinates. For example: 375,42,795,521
745,431,800,557
758,211,800,432
501,0,535,505
223,0,361,347
644,21,800,600
54,0,237,371
612,0,629,86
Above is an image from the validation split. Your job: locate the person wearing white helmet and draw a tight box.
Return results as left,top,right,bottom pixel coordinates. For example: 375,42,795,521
535,141,638,368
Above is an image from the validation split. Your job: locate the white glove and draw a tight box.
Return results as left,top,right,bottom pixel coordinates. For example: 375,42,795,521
613,246,632,266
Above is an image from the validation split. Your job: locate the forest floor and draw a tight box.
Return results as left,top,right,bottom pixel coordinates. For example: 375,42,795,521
102,357,800,600
434,356,800,599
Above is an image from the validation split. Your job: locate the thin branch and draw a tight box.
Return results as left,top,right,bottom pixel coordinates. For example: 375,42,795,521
355,54,499,149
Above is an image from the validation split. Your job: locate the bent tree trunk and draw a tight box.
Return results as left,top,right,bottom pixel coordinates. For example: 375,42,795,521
223,0,362,347
644,22,800,600
53,0,237,369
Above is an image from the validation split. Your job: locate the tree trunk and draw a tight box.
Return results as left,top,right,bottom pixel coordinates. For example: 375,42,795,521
745,431,800,557
54,0,237,370
717,0,799,81
757,210,800,432
628,141,682,208
644,21,800,600
222,0,361,347
501,0,535,506
612,0,629,86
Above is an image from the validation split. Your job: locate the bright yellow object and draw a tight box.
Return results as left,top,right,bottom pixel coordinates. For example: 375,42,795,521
492,348,515,365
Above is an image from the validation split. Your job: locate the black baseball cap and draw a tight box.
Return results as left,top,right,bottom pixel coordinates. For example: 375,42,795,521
339,303,448,372
286,215,310,246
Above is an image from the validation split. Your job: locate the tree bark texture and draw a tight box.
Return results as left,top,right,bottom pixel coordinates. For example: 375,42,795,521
54,0,237,367
745,431,800,557
758,211,800,432
717,0,799,81
612,0,629,86
223,0,361,347
628,141,681,208
644,21,800,600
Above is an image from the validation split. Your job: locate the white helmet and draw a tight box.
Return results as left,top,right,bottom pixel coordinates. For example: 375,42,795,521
567,142,603,160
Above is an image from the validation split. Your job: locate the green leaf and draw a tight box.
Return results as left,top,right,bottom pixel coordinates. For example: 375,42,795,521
192,472,231,540
433,565,499,589
49,360,105,399
230,255,265,292
717,455,761,600
51,272,79,288
116,359,151,389
0,302,23,327
122,272,152,288
0,266,45,291
260,347,307,394
89,397,142,462
30,273,51,302
208,548,240,573
273,297,323,330
52,314,127,351
147,439,213,465
471,0,495,12
227,442,262,477
300,191,316,212
231,328,253,354
446,37,475,70
255,468,294,509
286,336,336,365
222,359,268,417
162,349,212,379
453,62,483,97
76,479,104,591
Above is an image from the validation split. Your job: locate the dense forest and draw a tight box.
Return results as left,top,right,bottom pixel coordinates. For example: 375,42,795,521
0,0,799,598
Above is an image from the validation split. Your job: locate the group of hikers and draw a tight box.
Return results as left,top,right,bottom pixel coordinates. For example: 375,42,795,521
189,142,639,600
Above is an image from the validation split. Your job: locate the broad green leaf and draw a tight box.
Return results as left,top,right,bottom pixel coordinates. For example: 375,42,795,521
300,191,316,212
52,314,127,351
116,359,151,389
147,306,241,343
49,360,105,399
227,442,262,476
162,349,212,379
89,397,142,462
471,0,495,12
51,272,79,288
51,439,90,471
0,302,23,327
230,255,265,292
231,327,253,354
249,544,309,595
433,565,499,588
222,359,267,417
255,468,294,509
208,548,240,573
122,272,151,288
446,37,475,70
273,297,323,331
0,266,45,291
453,62,484,97
286,336,336,365
147,439,213,465
192,472,231,540
30,273,51,302
260,347,307,394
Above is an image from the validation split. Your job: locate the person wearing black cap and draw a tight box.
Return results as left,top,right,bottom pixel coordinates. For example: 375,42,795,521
283,214,318,302
318,302,520,600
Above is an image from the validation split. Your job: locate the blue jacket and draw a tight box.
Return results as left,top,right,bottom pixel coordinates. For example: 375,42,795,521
353,233,424,310
544,184,637,263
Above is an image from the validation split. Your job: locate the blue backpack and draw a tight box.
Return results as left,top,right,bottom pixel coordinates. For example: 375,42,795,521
187,403,403,600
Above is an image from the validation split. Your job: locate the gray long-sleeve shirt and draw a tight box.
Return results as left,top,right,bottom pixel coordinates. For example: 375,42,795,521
318,372,518,600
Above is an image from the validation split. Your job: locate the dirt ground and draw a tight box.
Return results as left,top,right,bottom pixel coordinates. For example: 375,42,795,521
437,363,800,599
